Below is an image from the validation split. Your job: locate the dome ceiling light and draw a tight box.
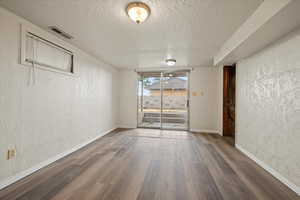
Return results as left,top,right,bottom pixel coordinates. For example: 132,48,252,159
166,59,176,66
126,2,151,24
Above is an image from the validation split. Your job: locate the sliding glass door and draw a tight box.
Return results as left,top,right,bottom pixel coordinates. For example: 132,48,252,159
161,72,189,130
138,72,162,129
137,71,189,130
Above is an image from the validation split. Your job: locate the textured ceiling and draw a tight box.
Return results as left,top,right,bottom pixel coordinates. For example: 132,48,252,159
0,0,262,69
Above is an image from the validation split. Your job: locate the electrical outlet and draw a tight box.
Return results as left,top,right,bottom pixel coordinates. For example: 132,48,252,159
7,149,16,160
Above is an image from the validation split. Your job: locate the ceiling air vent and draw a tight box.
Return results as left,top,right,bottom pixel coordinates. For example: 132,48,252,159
48,26,73,40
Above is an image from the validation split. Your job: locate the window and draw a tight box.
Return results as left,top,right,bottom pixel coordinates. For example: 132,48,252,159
21,25,74,75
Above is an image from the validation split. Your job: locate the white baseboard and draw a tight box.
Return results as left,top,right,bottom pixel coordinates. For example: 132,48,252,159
189,129,220,135
0,127,117,191
118,125,137,129
236,144,300,196
117,127,220,135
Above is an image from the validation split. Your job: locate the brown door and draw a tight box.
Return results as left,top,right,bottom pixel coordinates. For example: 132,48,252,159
223,65,236,137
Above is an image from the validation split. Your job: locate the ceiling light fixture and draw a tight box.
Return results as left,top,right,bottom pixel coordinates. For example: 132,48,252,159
166,59,176,66
126,2,151,24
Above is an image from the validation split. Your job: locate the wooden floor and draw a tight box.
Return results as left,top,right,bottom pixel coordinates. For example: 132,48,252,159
0,129,298,200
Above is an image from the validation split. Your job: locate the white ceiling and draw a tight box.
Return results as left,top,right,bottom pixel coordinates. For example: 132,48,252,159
0,0,262,69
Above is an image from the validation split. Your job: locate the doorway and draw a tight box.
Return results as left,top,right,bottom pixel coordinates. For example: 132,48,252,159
223,65,236,137
137,71,190,130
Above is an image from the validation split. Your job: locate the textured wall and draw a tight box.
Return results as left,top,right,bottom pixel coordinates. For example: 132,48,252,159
236,29,300,188
118,70,138,128
190,67,220,132
0,8,119,182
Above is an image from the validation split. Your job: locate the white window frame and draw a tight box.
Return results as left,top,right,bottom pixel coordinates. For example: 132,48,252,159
20,24,76,76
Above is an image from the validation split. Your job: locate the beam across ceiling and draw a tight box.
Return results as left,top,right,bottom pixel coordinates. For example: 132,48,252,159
214,0,295,66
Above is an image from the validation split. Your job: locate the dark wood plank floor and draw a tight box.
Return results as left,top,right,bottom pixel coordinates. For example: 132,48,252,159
0,128,299,200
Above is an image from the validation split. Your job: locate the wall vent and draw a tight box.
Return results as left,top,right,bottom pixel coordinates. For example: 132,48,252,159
48,26,74,40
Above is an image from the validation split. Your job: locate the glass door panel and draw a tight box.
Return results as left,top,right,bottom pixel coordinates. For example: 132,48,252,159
161,72,189,130
137,73,162,129
137,71,189,130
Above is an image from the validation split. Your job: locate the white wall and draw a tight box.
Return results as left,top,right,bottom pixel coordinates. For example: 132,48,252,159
190,67,220,133
0,7,119,185
236,29,300,192
217,66,224,135
118,68,220,133
119,70,138,128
